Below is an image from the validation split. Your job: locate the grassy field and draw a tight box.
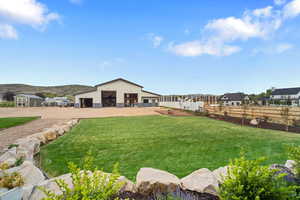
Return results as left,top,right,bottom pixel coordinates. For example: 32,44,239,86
40,115,300,180
0,117,39,129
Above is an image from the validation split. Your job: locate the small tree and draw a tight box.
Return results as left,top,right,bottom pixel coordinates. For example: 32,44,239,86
281,107,290,132
35,92,46,99
2,91,15,101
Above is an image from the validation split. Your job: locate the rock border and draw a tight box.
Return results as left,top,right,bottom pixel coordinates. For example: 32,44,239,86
0,119,79,200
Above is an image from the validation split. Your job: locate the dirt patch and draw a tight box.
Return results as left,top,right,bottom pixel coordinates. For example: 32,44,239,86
156,109,194,116
208,114,300,134
0,118,69,151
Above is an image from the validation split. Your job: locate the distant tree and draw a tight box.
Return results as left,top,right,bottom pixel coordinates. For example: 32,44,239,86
3,91,15,101
35,92,46,99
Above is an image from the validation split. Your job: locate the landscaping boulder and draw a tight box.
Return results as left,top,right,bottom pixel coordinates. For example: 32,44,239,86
22,185,35,200
118,176,137,193
71,119,79,126
180,168,219,196
4,161,45,186
57,127,65,136
27,132,47,145
43,128,58,141
250,119,259,126
212,166,228,184
270,164,300,185
0,147,17,167
17,138,40,155
136,168,181,195
285,160,296,172
61,125,71,132
29,173,73,200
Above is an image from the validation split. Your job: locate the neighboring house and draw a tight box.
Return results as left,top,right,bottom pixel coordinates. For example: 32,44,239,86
15,94,44,107
74,78,160,108
219,93,250,106
43,97,71,107
270,87,300,106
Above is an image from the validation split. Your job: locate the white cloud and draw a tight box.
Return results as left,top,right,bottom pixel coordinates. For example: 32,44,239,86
184,29,190,35
283,0,300,18
0,24,18,39
169,0,300,57
0,0,59,39
0,0,59,27
274,0,286,5
275,43,293,53
69,0,82,5
168,41,241,57
252,43,293,54
253,6,273,17
146,33,164,48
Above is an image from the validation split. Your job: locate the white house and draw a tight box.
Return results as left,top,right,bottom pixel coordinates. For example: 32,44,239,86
219,93,250,106
74,78,160,108
270,87,300,106
43,97,71,107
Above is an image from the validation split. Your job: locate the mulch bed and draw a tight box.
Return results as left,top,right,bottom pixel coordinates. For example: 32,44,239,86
208,114,300,134
157,108,300,134
118,190,219,200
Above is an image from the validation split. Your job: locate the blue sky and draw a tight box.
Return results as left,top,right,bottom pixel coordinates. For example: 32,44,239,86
0,0,300,95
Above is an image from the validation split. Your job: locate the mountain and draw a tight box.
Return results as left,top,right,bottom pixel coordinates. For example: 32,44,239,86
0,84,95,97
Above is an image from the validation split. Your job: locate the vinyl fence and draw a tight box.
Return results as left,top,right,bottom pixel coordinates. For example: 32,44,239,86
204,105,300,125
159,101,204,112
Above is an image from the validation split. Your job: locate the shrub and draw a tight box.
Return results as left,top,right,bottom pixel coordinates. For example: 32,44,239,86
219,154,299,200
8,144,19,149
0,172,24,189
14,157,24,167
288,146,300,179
0,101,15,107
40,153,125,200
0,162,10,170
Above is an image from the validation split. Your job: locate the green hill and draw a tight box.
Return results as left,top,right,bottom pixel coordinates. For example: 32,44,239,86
0,84,94,97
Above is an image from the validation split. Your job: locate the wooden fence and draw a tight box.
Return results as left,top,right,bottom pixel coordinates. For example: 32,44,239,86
204,105,300,125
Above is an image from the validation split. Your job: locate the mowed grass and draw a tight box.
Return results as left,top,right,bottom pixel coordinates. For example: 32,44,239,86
40,115,300,180
0,117,39,129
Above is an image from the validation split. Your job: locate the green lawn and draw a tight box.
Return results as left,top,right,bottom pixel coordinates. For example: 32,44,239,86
40,115,300,180
0,117,39,129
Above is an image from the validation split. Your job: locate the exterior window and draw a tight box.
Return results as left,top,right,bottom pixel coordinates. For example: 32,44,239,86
143,99,149,103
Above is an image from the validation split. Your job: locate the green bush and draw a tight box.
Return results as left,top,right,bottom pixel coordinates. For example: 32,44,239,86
0,172,24,189
288,146,300,179
40,153,125,200
219,154,299,200
0,101,15,107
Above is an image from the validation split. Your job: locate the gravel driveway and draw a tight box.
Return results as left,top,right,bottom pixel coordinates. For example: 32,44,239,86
0,107,162,119
0,118,69,151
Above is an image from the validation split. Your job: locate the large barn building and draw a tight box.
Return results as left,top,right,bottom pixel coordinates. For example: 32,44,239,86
74,78,160,108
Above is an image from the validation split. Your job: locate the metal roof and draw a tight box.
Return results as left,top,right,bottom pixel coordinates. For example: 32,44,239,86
271,87,300,95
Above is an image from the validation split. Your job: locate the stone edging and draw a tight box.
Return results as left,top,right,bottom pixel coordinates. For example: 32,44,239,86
0,119,79,200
